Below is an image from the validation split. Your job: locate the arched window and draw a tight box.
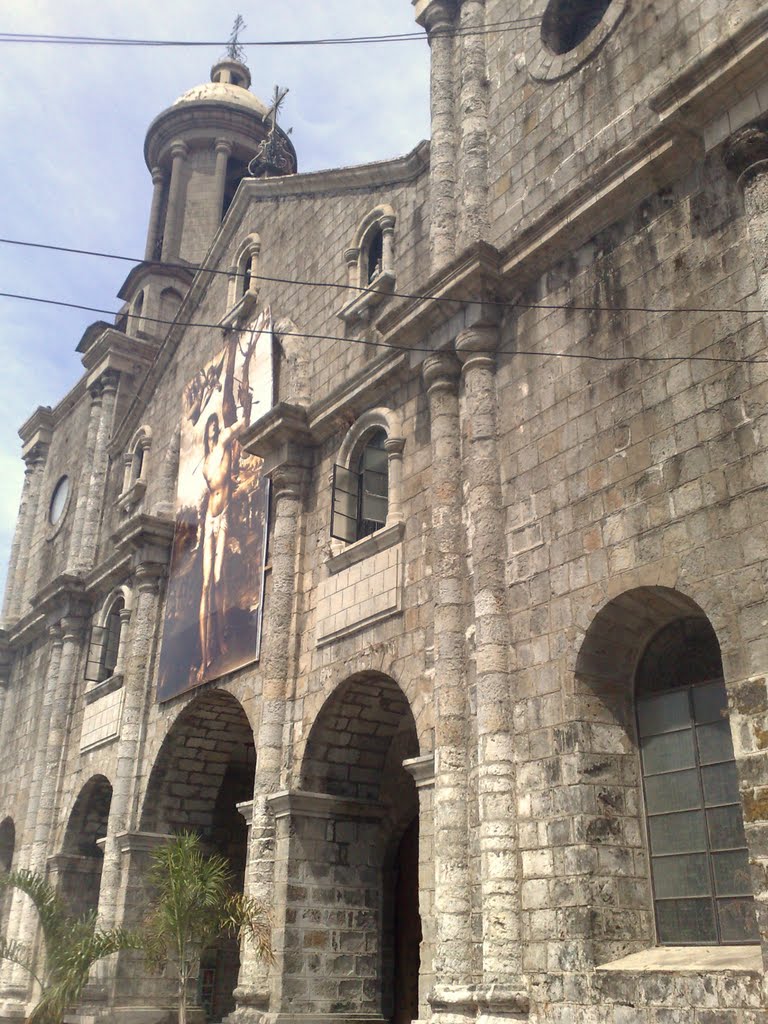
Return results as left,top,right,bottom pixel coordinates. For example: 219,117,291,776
541,0,615,54
85,591,130,684
119,427,151,515
636,619,758,945
228,233,261,308
330,410,404,545
159,287,183,325
338,206,396,323
129,290,145,335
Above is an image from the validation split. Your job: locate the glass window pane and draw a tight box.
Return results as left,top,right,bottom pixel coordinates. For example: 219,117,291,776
712,850,753,897
363,445,388,476
637,690,691,737
696,721,736,765
717,898,760,943
707,805,748,851
641,729,696,775
702,762,741,806
652,853,711,898
644,769,701,814
649,810,707,855
361,492,387,525
692,680,728,724
656,898,717,944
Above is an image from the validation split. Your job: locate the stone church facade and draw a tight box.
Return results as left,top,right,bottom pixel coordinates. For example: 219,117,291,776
2,1,768,1022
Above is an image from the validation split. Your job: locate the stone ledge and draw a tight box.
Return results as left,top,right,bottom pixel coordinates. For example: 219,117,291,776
84,672,124,705
597,945,763,973
327,520,404,575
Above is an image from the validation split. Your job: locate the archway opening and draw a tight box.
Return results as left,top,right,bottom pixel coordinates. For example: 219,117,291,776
59,776,112,919
141,689,255,1021
298,673,421,1023
0,817,15,935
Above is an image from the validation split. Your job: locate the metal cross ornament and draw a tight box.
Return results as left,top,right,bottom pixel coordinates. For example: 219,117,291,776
226,15,246,63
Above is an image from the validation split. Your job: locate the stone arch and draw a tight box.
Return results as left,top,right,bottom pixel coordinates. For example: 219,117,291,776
57,775,112,919
567,586,751,963
0,817,15,934
140,688,256,1021
287,672,423,1022
159,287,183,325
229,232,261,306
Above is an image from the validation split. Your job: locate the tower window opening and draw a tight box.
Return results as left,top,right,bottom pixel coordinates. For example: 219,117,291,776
367,229,384,284
541,0,615,55
331,428,389,543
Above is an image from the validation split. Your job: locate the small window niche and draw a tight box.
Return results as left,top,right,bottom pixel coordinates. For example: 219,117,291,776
338,206,396,324
225,232,262,324
328,408,405,570
84,589,132,692
117,426,151,516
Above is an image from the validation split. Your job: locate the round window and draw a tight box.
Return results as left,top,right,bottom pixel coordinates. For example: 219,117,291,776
541,0,615,55
49,476,70,525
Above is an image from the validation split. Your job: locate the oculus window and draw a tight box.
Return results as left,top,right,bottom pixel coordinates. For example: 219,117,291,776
541,0,615,55
49,476,70,525
636,619,758,945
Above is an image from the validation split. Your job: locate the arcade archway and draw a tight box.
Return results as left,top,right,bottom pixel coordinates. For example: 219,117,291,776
141,689,256,1020
294,672,422,1023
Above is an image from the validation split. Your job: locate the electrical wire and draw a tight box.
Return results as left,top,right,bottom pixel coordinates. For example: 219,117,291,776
1,289,766,366
0,19,541,48
1,236,766,319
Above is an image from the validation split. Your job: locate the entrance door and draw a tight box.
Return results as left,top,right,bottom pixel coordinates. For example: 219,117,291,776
393,818,421,1024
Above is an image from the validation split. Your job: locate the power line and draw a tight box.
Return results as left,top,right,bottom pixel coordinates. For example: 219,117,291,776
1,236,766,319
0,19,541,48
1,289,766,366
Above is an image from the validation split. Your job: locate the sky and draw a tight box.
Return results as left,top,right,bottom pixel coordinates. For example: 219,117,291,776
0,1,431,598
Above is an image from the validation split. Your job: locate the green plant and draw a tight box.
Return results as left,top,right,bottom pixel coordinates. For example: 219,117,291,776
0,869,139,1024
141,832,272,1024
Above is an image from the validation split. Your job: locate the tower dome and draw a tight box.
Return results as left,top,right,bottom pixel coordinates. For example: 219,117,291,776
142,57,297,265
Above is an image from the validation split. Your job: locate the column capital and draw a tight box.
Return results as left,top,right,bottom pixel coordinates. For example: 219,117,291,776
47,622,64,646
169,139,189,161
133,563,165,595
22,439,50,468
61,615,87,643
422,351,461,395
215,137,234,157
270,462,309,502
723,121,768,188
414,0,457,34
150,165,166,186
455,323,499,372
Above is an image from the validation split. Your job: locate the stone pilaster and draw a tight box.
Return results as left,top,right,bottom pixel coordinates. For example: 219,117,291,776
457,0,490,247
422,353,477,1011
415,0,458,271
97,564,164,933
455,325,525,1002
724,120,768,322
214,138,234,222
3,441,48,623
4,615,85,998
68,380,106,571
75,370,119,573
161,139,189,262
236,407,314,1017
144,166,166,262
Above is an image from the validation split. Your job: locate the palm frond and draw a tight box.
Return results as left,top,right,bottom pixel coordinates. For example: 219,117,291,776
0,937,43,987
0,870,66,940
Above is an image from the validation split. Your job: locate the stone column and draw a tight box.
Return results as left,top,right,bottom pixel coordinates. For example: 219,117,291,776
380,213,396,277
161,140,189,263
455,325,525,1004
457,0,489,246
421,353,477,1012
214,138,234,222
75,370,119,573
416,0,458,271
144,166,166,262
98,565,164,932
68,380,106,571
6,615,84,994
3,442,48,623
235,459,308,1014
153,427,180,518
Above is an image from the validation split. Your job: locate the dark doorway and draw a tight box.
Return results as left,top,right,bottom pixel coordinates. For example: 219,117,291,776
393,818,421,1024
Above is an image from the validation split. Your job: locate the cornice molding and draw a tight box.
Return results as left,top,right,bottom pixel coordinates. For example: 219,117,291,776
308,351,411,443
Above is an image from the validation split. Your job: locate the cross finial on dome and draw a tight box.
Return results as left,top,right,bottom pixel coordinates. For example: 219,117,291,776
226,14,247,63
